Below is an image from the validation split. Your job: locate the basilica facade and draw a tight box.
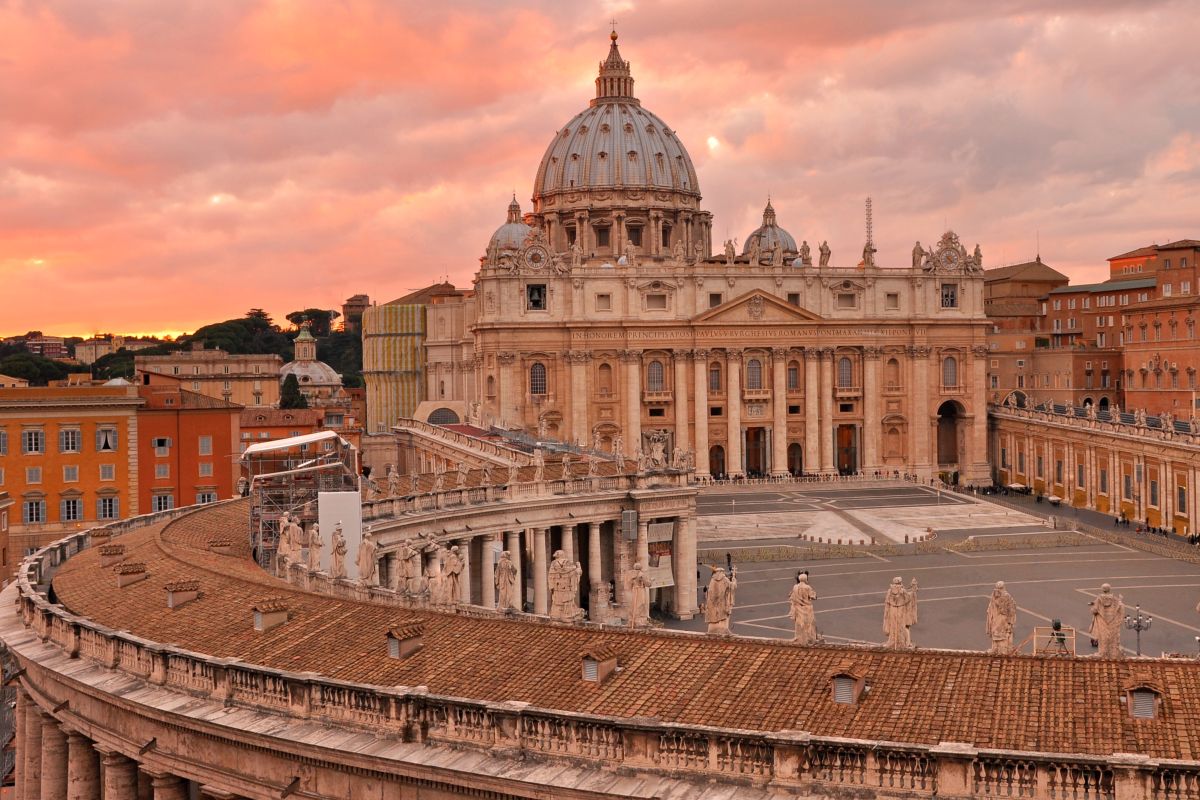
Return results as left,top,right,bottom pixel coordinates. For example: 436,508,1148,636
434,32,991,483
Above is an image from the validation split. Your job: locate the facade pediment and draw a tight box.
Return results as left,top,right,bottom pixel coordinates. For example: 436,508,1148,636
694,290,823,323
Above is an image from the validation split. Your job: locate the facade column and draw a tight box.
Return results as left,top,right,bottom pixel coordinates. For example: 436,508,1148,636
672,515,698,618
532,527,548,615
506,530,522,610
66,731,100,800
23,700,42,800
588,521,604,615
911,346,932,475
673,350,690,454
560,524,575,562
612,518,627,608
726,350,744,478
621,351,642,456
636,517,650,569
149,774,188,800
14,688,27,800
804,348,820,474
457,538,472,605
970,345,989,479
101,752,139,800
497,352,518,429
819,348,835,472
862,348,881,471
692,350,710,478
568,351,589,444
771,348,788,476
40,715,69,800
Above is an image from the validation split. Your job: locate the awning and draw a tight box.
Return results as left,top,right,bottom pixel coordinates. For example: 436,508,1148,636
242,430,348,456
1047,495,1062,503
1008,483,1025,490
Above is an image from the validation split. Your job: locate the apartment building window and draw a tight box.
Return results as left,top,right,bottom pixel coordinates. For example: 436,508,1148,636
222,380,231,391
155,464,170,479
940,284,958,308
26,467,41,484
60,498,82,522
198,435,213,456
22,499,46,524
1097,332,1106,347
0,467,4,485
22,429,44,454
1183,281,1192,294
96,427,118,452
1052,319,1061,332
172,366,180,375
254,365,262,374
989,375,998,389
1082,297,1090,309
0,429,6,455
100,464,115,481
1164,259,1172,269
152,494,175,512
1163,284,1173,297
1067,317,1075,329
223,365,230,374
63,465,78,482
199,462,213,477
153,437,172,457
59,428,81,453
197,491,217,504
1068,298,1076,310
97,496,119,520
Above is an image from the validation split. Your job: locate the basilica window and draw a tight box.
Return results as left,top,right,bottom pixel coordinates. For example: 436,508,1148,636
942,357,958,388
645,293,667,310
647,360,665,392
787,361,800,391
596,293,612,311
837,357,853,388
627,225,643,248
709,293,723,308
526,284,547,311
746,359,763,390
566,226,577,246
598,363,613,395
708,363,722,393
529,362,548,396
596,227,611,248
885,293,900,310
885,358,900,390
662,225,671,248
941,284,959,308
486,375,496,398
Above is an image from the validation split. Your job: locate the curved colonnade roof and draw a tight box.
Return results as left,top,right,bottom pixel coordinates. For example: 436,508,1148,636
50,499,1200,759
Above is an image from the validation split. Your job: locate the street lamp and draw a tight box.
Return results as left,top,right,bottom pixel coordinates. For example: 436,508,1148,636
1125,604,1153,656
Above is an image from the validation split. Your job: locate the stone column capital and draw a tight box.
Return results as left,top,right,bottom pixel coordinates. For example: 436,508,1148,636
563,350,592,364
672,349,693,362
724,347,743,360
691,348,711,362
770,347,789,361
818,347,836,360
971,344,990,358
618,349,642,364
863,346,882,360
496,351,518,365
908,345,932,358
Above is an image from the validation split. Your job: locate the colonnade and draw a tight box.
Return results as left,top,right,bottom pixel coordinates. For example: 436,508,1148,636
11,688,234,800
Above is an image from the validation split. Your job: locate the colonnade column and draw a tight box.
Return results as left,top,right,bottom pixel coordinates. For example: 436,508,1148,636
66,731,100,800
819,348,835,473
532,527,549,615
457,538,472,605
910,346,932,474
612,521,627,608
497,352,517,428
148,773,188,800
726,350,743,478
672,515,698,618
692,350,710,478
970,345,989,477
23,700,42,800
40,713,68,800
101,752,139,800
770,348,788,476
673,351,690,455
804,348,820,474
568,351,589,445
636,518,650,570
588,522,604,615
621,351,642,457
480,534,497,609
862,347,880,471
506,530,522,610
14,688,27,800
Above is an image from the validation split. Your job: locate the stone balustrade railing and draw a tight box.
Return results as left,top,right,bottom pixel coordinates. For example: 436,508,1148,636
394,417,533,464
11,513,1192,799
990,404,1200,449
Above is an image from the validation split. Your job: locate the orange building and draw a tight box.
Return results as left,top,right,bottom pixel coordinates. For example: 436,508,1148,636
0,490,12,582
137,374,242,512
0,385,141,557
239,407,361,453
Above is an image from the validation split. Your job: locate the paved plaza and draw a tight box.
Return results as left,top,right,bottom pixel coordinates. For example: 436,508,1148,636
668,482,1200,656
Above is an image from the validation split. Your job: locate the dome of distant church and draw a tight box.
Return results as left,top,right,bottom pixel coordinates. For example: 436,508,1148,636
533,32,700,199
488,196,533,251
743,199,798,255
280,328,342,388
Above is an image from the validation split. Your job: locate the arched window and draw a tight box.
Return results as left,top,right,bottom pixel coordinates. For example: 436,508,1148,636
486,375,496,397
838,357,853,388
885,358,900,390
530,362,547,396
746,359,763,390
942,356,958,388
787,360,800,391
709,362,722,393
598,363,613,394
647,360,665,392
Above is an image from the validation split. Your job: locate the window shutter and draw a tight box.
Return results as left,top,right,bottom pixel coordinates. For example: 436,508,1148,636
582,659,598,682
1132,690,1156,719
833,676,855,704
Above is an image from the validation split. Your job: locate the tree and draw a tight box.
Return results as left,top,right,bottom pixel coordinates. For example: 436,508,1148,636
186,314,292,359
280,374,308,409
286,308,341,338
317,331,363,387
0,352,89,385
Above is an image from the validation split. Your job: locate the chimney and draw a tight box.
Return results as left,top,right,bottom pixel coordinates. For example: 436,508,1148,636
386,621,425,660
208,537,236,556
98,544,126,567
114,563,147,588
164,580,200,609
190,340,204,352
580,642,619,683
253,598,288,632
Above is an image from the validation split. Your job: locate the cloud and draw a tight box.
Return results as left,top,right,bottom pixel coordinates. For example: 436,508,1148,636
0,0,1196,334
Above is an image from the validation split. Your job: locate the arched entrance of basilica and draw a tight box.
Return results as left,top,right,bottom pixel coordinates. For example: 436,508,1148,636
936,400,964,468
744,428,767,477
787,443,803,476
709,445,726,479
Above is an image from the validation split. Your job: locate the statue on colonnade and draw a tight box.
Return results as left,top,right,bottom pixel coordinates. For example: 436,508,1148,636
496,551,520,611
1089,583,1124,659
705,565,737,634
548,550,583,621
788,573,818,645
626,562,651,627
985,581,1016,654
883,576,918,648
330,522,347,579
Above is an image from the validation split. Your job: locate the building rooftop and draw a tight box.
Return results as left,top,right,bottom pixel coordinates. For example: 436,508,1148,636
48,499,1200,761
1047,278,1156,295
983,258,1068,284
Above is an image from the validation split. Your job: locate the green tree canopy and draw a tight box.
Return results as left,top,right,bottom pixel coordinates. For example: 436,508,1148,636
0,352,89,385
286,308,340,338
280,373,308,409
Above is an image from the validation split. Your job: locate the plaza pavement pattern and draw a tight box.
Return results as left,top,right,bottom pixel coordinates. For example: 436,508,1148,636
675,482,1200,656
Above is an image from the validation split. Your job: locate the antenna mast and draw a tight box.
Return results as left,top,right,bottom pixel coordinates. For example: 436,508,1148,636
865,197,874,247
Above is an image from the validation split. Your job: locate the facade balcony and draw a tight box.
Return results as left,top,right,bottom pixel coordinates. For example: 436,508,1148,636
742,387,771,401
940,384,963,395
643,389,673,404
835,386,862,399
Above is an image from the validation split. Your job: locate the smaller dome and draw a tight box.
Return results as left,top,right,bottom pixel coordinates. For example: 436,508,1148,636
281,360,342,388
488,195,532,251
742,199,798,255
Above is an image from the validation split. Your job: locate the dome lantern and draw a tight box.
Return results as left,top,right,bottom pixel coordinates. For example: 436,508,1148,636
594,30,636,105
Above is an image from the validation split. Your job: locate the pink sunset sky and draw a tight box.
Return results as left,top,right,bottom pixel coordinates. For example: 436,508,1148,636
3,0,1198,338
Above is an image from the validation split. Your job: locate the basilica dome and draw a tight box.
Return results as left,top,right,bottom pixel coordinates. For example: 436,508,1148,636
533,32,700,200
488,196,532,251
743,199,798,255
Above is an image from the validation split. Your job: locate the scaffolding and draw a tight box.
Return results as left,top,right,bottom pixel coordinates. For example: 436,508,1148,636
241,431,359,570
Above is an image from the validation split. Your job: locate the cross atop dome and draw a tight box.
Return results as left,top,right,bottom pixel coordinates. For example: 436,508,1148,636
595,29,637,104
